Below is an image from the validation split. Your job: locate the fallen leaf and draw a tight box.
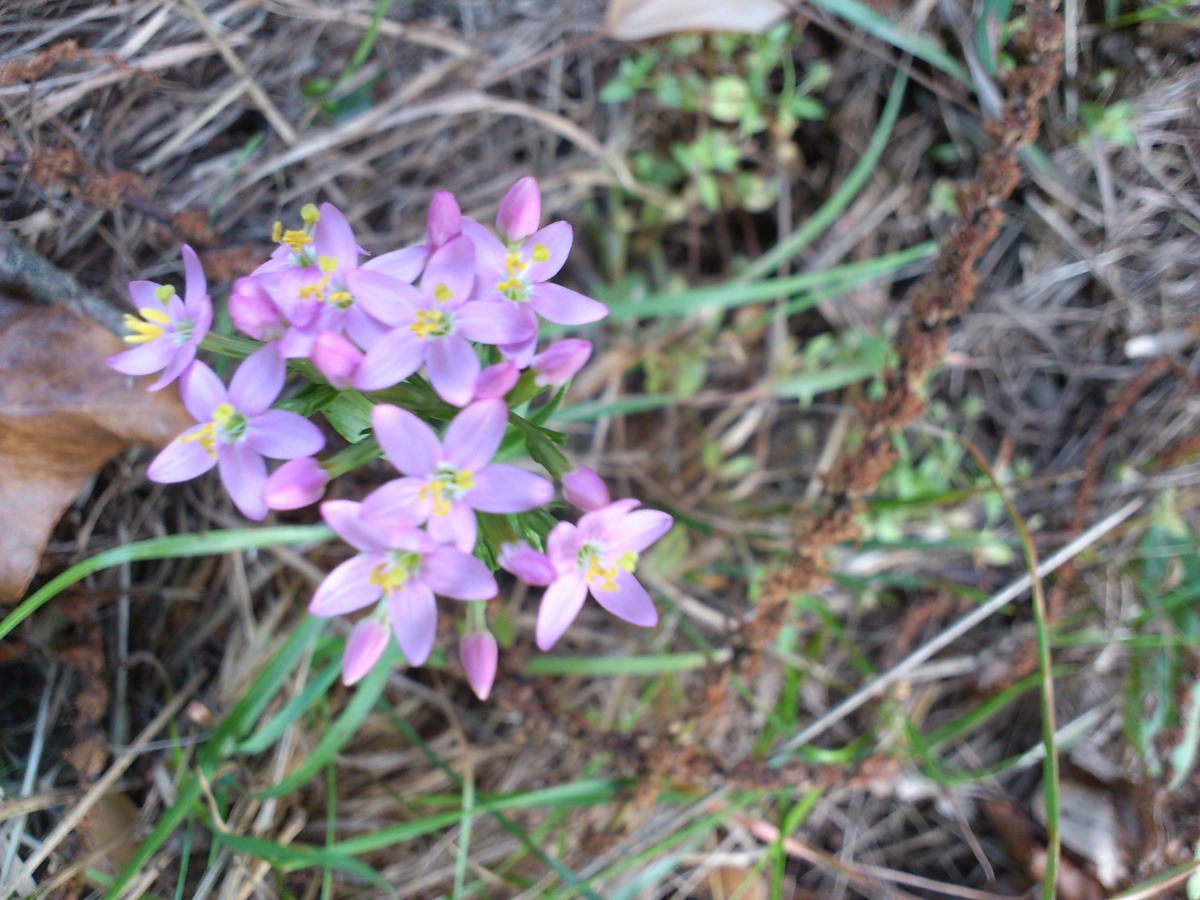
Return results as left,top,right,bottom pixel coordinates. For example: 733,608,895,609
711,865,770,900
605,0,789,41
0,304,192,601
83,793,141,875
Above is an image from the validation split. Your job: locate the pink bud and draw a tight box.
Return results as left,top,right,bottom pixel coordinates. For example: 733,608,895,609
474,360,521,400
460,630,498,701
343,619,389,686
229,276,284,341
531,339,591,387
498,540,556,587
562,466,609,511
264,457,329,510
496,176,541,242
427,190,462,252
311,333,364,390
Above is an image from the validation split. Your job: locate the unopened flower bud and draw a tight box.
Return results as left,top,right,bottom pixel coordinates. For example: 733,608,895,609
496,176,541,242
427,190,462,252
264,457,329,510
498,540,555,587
562,466,609,511
460,630,498,701
229,276,284,341
312,333,364,390
343,618,389,686
474,360,520,400
531,339,591,387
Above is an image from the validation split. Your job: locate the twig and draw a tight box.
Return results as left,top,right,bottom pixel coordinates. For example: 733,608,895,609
0,663,56,890
773,498,1143,757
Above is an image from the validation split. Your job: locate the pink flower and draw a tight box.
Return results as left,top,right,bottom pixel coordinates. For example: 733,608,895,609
460,628,498,700
107,245,212,390
531,339,591,387
562,466,609,511
427,190,463,253
147,346,324,520
461,178,607,363
535,500,673,651
342,618,390,686
311,332,363,390
309,499,497,666
351,236,535,406
473,360,521,400
264,457,329,510
498,540,555,586
362,400,554,552
229,276,285,342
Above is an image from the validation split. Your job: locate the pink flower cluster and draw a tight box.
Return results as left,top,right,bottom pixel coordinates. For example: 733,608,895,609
108,178,672,701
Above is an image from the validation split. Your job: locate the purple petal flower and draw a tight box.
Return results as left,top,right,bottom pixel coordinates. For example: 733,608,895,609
426,334,480,408
310,554,385,616
460,629,498,700
533,500,673,649
364,401,551,551
529,283,608,326
427,190,462,252
473,360,520,401
343,618,389,686
229,276,285,341
496,176,541,243
107,245,212,390
264,457,329,510
498,541,555,587
562,466,610,511
311,332,364,390
362,245,427,283
531,339,591,387
388,581,438,665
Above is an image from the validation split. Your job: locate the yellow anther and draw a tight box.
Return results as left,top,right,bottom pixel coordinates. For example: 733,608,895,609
433,283,454,303
180,422,218,458
211,402,237,426
271,221,283,243
455,470,475,492
139,307,170,325
154,284,176,303
368,562,410,593
504,252,528,276
420,481,451,517
410,309,447,340
495,275,524,294
280,229,312,253
301,203,320,226
318,255,338,275
531,243,551,263
299,283,324,301
586,557,620,591
328,290,353,308
123,313,165,344
618,551,639,572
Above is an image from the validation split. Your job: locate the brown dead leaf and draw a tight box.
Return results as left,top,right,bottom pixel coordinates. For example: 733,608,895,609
83,793,141,875
605,0,789,40
0,304,192,601
710,865,770,900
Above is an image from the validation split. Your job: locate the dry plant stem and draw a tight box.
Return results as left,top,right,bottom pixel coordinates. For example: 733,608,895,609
774,497,1143,754
1,669,206,893
0,664,55,889
0,221,124,333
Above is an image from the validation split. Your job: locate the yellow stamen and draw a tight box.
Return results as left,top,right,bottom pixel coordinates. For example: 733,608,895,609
531,243,551,263
618,551,638,572
318,255,338,274
139,307,170,325
122,312,165,344
299,282,324,301
211,402,237,425
433,283,454,303
154,284,176,303
495,275,524,294
271,221,283,243
368,562,410,593
280,229,313,253
180,422,218,458
328,290,353,308
301,203,320,226
504,252,528,276
410,309,447,340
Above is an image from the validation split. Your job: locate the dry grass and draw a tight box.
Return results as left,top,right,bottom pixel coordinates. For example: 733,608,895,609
2,1,1200,898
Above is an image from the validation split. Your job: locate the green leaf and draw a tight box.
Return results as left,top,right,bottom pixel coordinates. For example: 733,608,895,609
322,390,376,442
235,657,344,756
524,653,711,677
214,831,395,895
709,76,751,123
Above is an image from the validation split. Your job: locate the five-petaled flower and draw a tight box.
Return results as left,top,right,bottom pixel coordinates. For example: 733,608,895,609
108,245,212,390
362,400,554,552
309,499,497,667
147,345,324,520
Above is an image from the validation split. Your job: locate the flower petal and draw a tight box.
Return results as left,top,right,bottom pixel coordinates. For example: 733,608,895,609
459,218,508,276
360,477,431,525
309,554,384,616
342,618,390,686
578,498,642,543
421,547,497,600
362,245,428,283
218,442,268,520
315,202,358,269
421,235,475,308
460,630,497,700
352,328,424,391
610,509,674,554
496,176,541,242
229,344,285,415
427,500,476,553
529,283,608,325
107,339,175,377
535,572,587,651
589,569,658,627
345,270,420,326
456,300,537,345
245,409,325,460
344,305,390,351
321,499,390,552
498,541,556,587
545,520,583,572
427,191,462,251
426,334,479,408
523,221,572,282
388,581,438,666
146,429,218,483
443,399,507,470
468,464,553,513
127,280,161,308
371,404,442,476
147,345,196,391
180,361,228,421
181,244,208,310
